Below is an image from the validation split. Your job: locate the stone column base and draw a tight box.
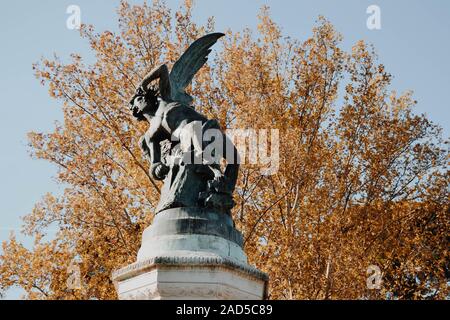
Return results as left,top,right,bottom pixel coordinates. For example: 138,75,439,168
112,208,268,300
112,252,268,300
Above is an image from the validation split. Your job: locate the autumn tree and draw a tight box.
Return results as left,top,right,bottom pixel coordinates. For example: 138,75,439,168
1,0,448,300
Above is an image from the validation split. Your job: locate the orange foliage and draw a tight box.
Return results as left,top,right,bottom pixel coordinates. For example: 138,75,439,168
1,1,448,299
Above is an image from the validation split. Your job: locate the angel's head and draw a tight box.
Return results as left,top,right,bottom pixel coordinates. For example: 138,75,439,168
129,85,159,121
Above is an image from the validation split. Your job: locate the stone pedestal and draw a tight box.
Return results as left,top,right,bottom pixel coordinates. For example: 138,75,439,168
112,207,268,300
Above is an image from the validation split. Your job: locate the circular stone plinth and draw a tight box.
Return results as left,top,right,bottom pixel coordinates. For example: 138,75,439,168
137,207,247,264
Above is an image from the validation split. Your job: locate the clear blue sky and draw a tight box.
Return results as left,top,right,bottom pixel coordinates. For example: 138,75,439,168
1,0,449,299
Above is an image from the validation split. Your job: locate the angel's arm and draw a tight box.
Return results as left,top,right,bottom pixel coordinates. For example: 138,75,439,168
139,134,151,159
139,64,171,101
139,133,168,181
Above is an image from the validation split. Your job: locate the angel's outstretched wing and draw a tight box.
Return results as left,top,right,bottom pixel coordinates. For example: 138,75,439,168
169,32,225,106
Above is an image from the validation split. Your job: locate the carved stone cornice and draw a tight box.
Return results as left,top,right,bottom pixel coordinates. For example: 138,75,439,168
112,254,269,283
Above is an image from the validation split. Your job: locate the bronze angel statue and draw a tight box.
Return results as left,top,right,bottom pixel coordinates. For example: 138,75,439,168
129,33,239,214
